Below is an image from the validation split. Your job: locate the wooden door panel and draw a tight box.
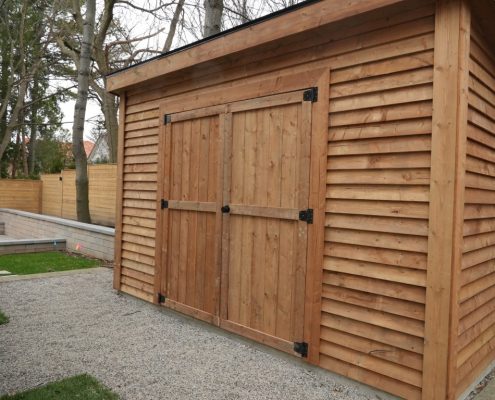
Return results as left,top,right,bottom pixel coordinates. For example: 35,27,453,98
160,114,220,317
224,94,312,346
157,90,313,353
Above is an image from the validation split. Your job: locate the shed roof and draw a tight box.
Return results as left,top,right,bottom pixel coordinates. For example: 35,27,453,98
106,0,495,95
106,0,406,93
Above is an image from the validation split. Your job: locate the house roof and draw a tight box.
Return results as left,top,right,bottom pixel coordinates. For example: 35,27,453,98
84,140,95,157
106,0,406,94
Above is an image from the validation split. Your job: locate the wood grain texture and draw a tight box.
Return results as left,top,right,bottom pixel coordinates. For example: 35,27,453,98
422,1,470,399
0,180,42,213
455,5,495,398
41,164,117,227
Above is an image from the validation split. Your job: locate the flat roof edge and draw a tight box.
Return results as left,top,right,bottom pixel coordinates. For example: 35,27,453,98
106,0,406,94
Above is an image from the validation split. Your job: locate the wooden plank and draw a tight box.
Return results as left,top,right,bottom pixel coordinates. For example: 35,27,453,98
171,104,225,122
321,298,424,338
320,326,423,371
219,319,296,356
327,169,430,185
321,312,424,354
219,113,231,320
319,355,422,400
327,152,431,170
325,227,428,253
329,101,433,127
327,185,430,202
250,109,267,332
120,284,154,303
229,204,299,220
326,199,429,219
154,105,171,303
322,271,426,304
325,214,429,236
329,84,433,113
328,135,431,156
422,2,470,399
331,50,434,84
323,256,427,287
167,200,216,213
322,284,425,320
325,241,427,270
328,118,432,141
293,96,311,343
320,340,422,387
114,95,126,290
330,67,433,98
163,298,220,325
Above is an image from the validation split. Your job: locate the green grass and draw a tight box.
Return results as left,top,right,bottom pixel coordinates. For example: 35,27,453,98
0,374,118,400
0,308,8,325
0,252,101,275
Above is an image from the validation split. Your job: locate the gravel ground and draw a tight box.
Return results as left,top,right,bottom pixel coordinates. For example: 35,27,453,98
0,268,396,400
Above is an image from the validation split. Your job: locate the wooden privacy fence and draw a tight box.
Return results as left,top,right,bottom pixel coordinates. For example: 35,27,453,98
41,164,117,226
0,180,42,213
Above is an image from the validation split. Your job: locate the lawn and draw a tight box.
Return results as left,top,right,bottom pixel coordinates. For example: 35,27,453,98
0,308,8,325
0,252,101,275
0,374,118,400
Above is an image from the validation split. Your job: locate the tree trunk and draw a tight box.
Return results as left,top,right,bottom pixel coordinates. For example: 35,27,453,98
72,0,96,223
28,75,39,175
21,125,28,176
203,0,223,37
0,76,28,161
163,0,185,52
101,89,118,163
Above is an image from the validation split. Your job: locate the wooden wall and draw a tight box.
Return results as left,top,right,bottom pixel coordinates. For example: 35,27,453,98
41,165,117,227
455,23,495,397
113,0,444,398
0,180,42,213
322,8,434,400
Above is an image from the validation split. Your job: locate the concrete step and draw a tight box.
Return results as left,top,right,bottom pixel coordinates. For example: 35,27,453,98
0,238,66,255
0,222,4,235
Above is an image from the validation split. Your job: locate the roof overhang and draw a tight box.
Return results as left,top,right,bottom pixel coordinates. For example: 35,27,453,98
106,0,406,94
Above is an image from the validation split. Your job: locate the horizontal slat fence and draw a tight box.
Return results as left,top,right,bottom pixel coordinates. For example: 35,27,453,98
0,180,42,213
41,164,117,227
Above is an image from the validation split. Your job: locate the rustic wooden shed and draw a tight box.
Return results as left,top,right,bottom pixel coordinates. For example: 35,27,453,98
106,0,495,398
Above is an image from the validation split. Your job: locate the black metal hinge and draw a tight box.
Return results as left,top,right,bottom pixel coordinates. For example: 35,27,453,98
299,208,313,224
161,199,169,209
303,87,318,102
157,293,166,304
294,342,308,358
163,114,171,125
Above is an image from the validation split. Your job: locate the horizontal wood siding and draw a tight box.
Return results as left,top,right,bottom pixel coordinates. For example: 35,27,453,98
456,26,495,397
120,107,158,302
323,7,435,399
0,180,41,213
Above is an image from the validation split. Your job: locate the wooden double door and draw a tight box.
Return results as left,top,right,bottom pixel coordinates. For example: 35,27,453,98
156,90,314,356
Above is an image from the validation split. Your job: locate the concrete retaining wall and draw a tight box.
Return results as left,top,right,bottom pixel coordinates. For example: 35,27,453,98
0,209,115,260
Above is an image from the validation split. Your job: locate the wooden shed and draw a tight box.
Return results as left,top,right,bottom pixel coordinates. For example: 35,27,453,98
106,0,495,398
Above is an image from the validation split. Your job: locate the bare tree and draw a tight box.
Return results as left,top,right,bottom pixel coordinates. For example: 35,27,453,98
204,0,223,37
163,0,186,52
72,0,96,223
0,0,54,162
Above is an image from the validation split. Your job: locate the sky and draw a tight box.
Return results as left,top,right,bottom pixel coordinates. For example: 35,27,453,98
55,1,302,141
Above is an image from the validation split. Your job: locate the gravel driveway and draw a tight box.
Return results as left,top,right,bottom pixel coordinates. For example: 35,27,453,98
0,268,395,400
